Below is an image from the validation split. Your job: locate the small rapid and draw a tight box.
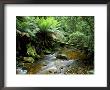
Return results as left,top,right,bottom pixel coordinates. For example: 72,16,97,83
37,53,76,74
16,52,93,74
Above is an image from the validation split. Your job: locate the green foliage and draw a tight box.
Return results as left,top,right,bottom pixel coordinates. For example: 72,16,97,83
52,30,66,42
16,16,94,58
68,31,88,49
16,17,27,31
26,43,40,59
68,30,94,54
16,16,40,37
36,17,60,31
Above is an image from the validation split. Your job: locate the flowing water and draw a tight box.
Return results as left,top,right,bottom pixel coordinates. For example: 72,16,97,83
17,52,94,74
37,53,77,74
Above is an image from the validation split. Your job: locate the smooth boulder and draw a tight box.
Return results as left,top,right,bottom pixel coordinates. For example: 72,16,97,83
56,54,68,60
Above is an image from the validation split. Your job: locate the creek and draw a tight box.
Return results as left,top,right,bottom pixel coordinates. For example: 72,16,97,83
16,51,94,74
37,53,77,74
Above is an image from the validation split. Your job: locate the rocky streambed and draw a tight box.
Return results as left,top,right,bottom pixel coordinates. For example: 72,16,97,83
16,51,94,74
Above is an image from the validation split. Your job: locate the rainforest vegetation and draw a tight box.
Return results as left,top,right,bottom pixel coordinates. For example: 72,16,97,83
16,16,94,74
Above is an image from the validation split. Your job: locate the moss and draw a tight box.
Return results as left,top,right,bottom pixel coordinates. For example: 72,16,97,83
27,43,40,59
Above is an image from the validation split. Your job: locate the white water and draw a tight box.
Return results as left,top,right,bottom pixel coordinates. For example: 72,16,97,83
37,53,76,74
16,53,77,74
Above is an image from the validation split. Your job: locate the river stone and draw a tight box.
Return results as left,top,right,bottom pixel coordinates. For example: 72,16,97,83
16,67,27,74
56,54,68,60
87,70,94,74
44,50,51,54
23,57,34,63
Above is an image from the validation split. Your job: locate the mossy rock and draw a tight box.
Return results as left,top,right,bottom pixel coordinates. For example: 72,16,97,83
27,43,40,59
23,57,34,63
56,54,68,60
44,49,51,54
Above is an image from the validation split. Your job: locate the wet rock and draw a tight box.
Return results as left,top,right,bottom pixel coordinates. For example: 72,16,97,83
87,70,94,74
23,57,34,63
56,54,68,60
43,64,47,66
16,67,27,74
44,50,51,54
38,68,58,74
54,71,57,74
47,69,59,74
44,54,56,60
49,70,52,73
27,43,40,59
